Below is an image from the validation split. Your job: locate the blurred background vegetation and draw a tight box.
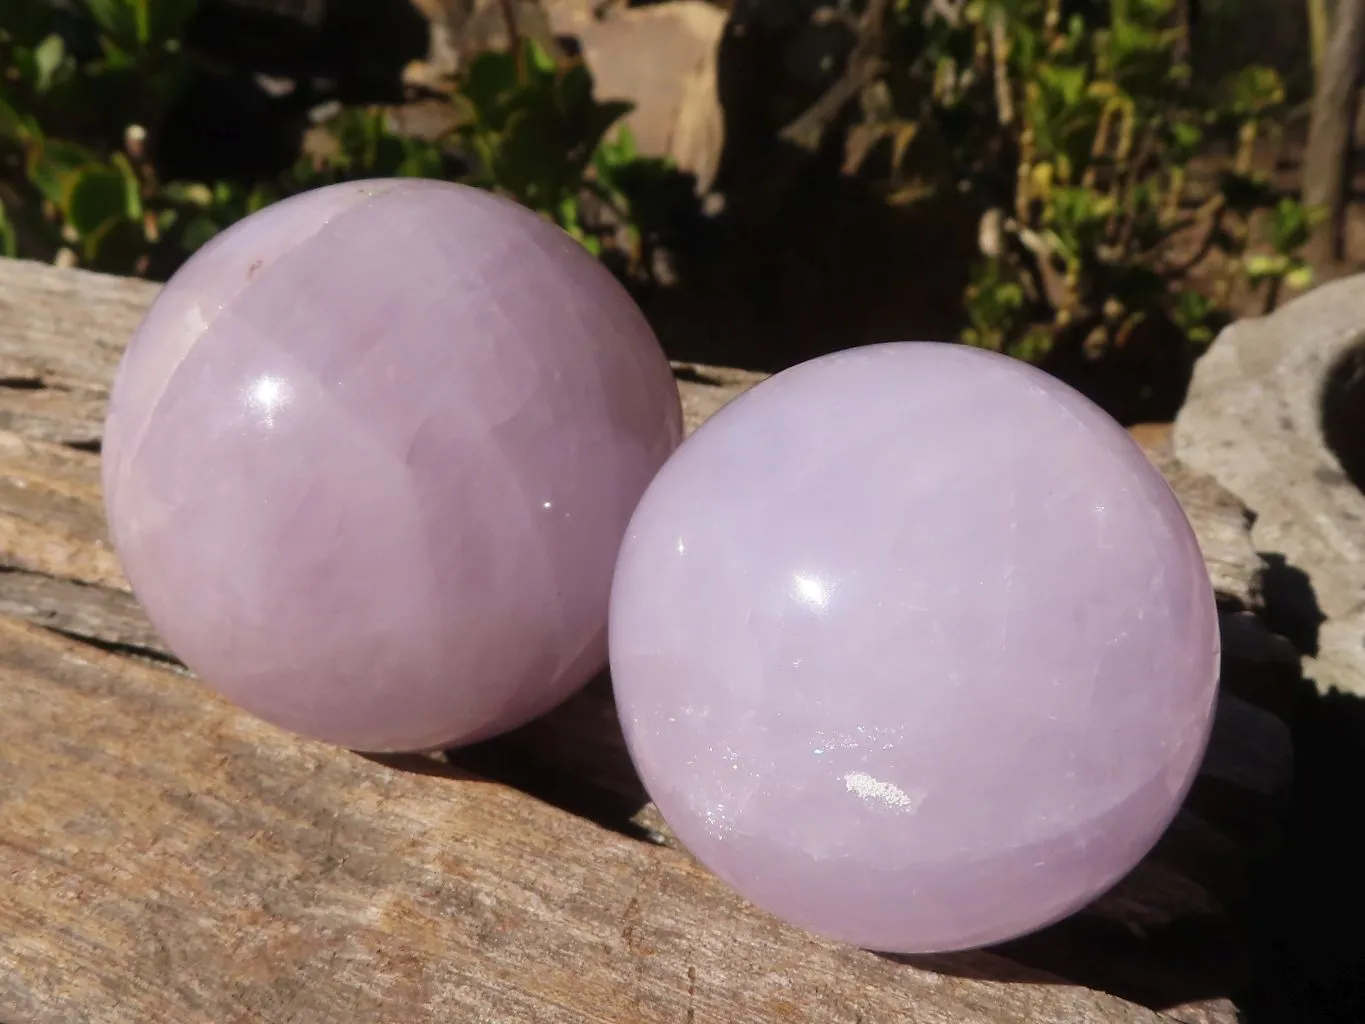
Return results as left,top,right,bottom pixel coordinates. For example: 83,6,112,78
0,0,1355,422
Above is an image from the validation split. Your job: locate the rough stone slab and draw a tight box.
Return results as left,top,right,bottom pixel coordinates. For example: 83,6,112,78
551,0,727,192
1174,274,1365,696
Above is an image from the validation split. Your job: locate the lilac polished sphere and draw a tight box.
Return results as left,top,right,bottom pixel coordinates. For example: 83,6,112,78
103,179,682,752
609,342,1219,953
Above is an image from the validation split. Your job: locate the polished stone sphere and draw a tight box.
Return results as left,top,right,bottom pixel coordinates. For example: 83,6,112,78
103,179,682,752
609,342,1219,953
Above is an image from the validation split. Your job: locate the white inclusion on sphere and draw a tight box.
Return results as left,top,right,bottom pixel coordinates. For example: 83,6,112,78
186,303,211,338
247,374,294,428
844,771,921,813
791,572,831,611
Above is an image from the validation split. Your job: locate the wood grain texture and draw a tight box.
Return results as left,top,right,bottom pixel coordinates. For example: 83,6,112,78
0,431,123,589
0,255,1296,1022
0,618,1170,1024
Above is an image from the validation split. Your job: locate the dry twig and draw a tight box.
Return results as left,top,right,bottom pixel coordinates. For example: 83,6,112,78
779,0,893,152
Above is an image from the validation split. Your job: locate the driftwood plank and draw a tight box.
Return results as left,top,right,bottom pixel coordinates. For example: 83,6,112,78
0,254,1295,1023
0,617,1172,1024
0,257,150,387
0,431,122,589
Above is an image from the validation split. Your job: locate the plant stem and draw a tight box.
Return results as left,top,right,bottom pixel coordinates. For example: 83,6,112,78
499,0,523,80
1304,0,1365,262
990,5,1014,125
1309,0,1331,80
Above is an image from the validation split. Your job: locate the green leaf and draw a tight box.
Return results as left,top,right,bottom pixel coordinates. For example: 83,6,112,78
0,95,41,142
84,214,148,272
245,185,276,215
1269,197,1322,253
180,213,219,253
585,100,635,152
62,164,132,238
1244,251,1289,283
492,105,567,209
461,51,521,130
141,0,198,49
0,199,18,259
1221,65,1285,117
110,152,144,221
555,62,596,117
1169,120,1202,158
557,194,579,231
82,0,195,50
1037,64,1087,107
1170,288,1218,345
1172,288,1211,323
32,34,68,93
396,148,443,178
610,124,638,163
26,139,98,205
526,37,558,75
82,0,140,49
162,181,215,207
1285,264,1315,291
97,35,138,69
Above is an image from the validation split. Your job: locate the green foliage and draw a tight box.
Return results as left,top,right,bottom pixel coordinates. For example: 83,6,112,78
1,5,654,278
589,124,679,264
83,0,197,55
448,39,639,251
4,0,1312,396
865,0,1314,365
0,196,17,258
2,0,229,273
292,108,448,188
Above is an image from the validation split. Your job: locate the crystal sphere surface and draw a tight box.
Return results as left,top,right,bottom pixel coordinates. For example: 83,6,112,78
609,342,1218,953
103,179,682,752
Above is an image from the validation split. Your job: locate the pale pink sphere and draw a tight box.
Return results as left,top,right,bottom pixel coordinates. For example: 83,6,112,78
610,342,1219,953
104,180,682,752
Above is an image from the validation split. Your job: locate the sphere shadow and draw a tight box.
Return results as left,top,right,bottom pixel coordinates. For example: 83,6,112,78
1243,536,1365,1023
893,563,1365,1023
890,911,1249,1013
416,637,1304,1019
358,750,485,785
1260,554,1328,658
443,672,662,845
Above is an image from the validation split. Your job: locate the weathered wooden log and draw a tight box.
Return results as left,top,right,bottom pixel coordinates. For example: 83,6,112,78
0,256,1296,1023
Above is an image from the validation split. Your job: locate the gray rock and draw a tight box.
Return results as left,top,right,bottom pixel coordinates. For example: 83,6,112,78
548,0,727,192
1174,275,1365,696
